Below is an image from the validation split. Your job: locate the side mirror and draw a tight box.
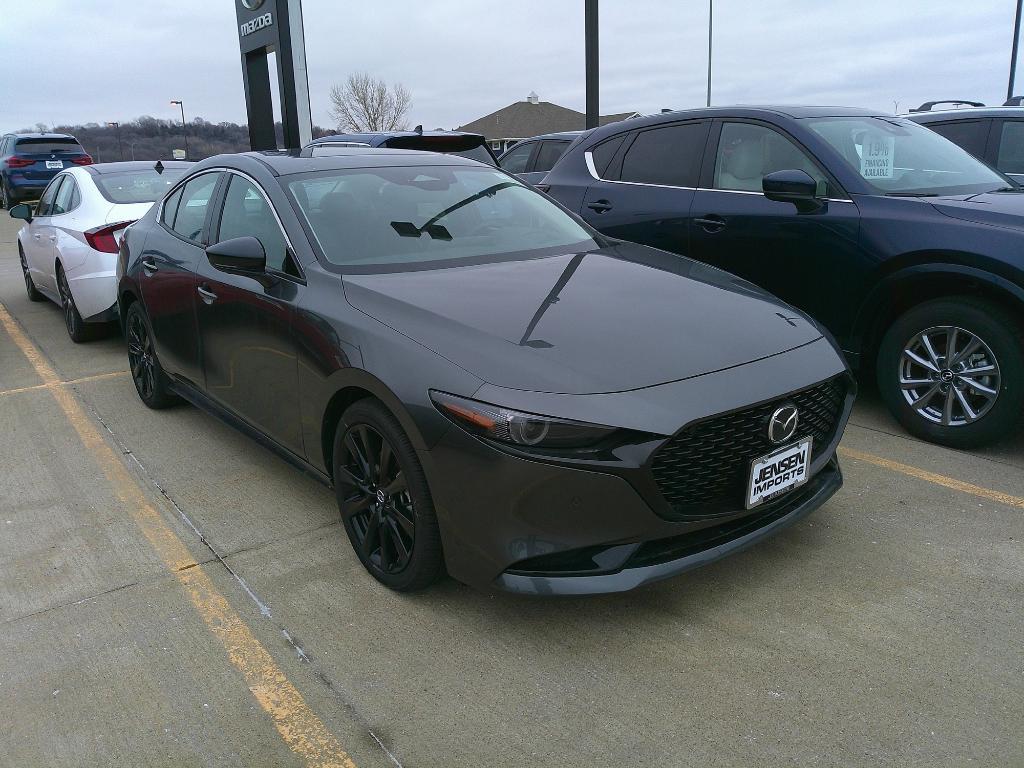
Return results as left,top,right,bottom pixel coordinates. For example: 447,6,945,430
205,236,266,273
9,203,33,222
762,169,823,211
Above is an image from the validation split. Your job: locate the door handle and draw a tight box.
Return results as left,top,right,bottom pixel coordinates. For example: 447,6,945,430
586,199,613,213
48,235,57,242
197,285,218,304
694,215,727,233
141,258,158,273
33,233,42,240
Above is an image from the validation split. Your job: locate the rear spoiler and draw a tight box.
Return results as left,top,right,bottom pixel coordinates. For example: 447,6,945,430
910,100,985,112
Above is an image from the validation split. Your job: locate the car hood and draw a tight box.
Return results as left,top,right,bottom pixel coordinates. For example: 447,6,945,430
342,243,823,395
930,191,1024,230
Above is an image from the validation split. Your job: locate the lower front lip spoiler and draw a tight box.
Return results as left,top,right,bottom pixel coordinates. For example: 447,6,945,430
493,456,842,596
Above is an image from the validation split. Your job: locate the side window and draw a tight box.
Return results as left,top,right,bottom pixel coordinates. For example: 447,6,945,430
620,122,707,187
51,176,78,216
930,120,989,159
162,186,184,228
217,175,289,272
589,134,626,178
35,176,64,217
171,173,220,243
997,121,1024,174
498,142,534,174
533,141,570,173
714,122,829,195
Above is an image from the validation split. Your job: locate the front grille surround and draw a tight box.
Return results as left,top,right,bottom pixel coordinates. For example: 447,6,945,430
650,375,850,520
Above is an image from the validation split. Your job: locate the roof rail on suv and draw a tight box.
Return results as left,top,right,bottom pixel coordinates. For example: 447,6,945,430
910,100,985,112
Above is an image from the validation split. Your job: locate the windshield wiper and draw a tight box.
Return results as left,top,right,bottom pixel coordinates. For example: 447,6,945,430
988,186,1023,192
885,191,940,197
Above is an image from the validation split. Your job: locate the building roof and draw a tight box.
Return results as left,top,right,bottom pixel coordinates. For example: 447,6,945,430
457,98,638,140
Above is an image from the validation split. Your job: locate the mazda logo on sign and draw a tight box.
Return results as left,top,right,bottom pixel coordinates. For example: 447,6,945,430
767,405,799,444
241,0,265,9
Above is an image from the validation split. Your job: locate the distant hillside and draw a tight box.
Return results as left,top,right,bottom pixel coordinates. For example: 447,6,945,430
16,117,335,161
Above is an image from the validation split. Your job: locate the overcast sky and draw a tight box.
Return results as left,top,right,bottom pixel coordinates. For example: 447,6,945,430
2,1,1019,133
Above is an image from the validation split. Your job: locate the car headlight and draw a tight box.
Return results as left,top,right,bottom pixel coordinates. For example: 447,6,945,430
430,391,616,449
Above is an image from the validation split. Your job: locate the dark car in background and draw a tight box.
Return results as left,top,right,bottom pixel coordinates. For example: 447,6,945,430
117,147,853,594
305,129,497,165
498,130,583,185
906,103,1024,183
1,132,92,208
543,106,1024,448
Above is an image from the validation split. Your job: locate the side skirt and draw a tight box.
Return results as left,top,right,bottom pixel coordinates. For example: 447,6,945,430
169,377,334,490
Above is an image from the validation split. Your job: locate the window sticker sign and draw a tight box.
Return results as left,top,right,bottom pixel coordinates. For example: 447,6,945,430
860,134,895,179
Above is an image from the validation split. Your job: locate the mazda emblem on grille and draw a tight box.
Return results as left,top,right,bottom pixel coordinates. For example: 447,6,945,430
767,405,799,444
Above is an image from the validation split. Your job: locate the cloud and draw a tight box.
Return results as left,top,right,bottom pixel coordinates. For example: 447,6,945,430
2,0,1018,134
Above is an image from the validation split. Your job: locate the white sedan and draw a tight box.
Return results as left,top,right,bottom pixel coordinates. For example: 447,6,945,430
10,161,191,341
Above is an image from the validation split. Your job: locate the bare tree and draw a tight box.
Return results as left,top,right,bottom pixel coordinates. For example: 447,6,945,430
329,72,411,132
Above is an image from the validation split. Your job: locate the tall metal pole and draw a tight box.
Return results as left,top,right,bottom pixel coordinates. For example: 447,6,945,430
706,0,713,107
170,100,189,160
1009,0,1023,102
107,122,123,161
585,0,599,129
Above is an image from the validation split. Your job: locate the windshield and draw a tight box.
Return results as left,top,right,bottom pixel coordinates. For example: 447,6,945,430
286,165,597,269
806,116,1007,196
94,169,189,204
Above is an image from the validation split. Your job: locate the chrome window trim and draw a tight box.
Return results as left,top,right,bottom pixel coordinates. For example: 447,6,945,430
584,150,853,202
157,167,225,234
218,169,304,281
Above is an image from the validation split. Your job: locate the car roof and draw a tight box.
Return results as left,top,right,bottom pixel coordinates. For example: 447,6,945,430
6,132,78,140
515,131,586,142
83,160,193,175
201,148,488,176
906,107,1024,122
310,130,484,145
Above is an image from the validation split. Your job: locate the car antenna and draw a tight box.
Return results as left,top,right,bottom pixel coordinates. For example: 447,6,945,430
154,160,164,175
415,124,423,135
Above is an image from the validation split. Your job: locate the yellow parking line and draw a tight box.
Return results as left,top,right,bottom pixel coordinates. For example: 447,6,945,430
0,303,357,768
839,446,1024,510
0,369,129,398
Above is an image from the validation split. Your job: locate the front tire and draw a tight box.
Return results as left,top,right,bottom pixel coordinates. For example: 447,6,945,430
56,265,93,343
333,400,444,591
877,296,1024,448
125,302,179,409
19,245,44,302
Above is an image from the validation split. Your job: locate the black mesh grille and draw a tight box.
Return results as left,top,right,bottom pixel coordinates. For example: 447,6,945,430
650,376,848,517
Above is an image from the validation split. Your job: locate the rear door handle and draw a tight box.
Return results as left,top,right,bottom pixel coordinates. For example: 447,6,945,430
33,233,42,240
141,258,158,273
694,215,727,233
586,199,613,213
197,285,218,304
48,235,57,242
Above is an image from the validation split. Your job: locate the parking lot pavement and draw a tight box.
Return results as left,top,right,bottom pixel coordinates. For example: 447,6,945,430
1,213,1021,767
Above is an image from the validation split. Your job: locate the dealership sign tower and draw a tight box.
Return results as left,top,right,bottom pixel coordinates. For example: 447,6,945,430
235,0,313,150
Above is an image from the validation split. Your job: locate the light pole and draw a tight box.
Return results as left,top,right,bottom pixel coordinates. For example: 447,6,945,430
169,100,189,160
584,0,599,130
706,0,713,107
106,122,123,161
128,142,137,161
1009,0,1023,102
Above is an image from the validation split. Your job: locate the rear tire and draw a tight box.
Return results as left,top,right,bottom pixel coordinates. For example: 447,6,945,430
333,400,444,591
0,181,12,210
876,296,1024,448
125,301,179,409
19,245,44,302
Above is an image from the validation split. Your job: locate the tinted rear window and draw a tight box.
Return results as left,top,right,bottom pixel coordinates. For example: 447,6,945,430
94,169,189,204
619,122,707,187
15,139,82,154
453,145,497,165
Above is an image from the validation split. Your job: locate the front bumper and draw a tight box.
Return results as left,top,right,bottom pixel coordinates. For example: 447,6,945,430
421,339,854,594
495,457,841,595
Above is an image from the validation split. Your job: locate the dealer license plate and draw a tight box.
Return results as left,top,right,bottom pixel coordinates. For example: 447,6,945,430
45,160,63,169
746,437,812,509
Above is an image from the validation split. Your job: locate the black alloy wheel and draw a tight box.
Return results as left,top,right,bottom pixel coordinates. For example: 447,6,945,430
57,265,91,342
125,302,178,409
334,400,443,591
877,296,1024,448
19,245,44,302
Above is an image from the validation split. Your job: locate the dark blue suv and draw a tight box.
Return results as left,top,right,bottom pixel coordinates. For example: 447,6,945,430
544,106,1024,448
1,133,92,208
